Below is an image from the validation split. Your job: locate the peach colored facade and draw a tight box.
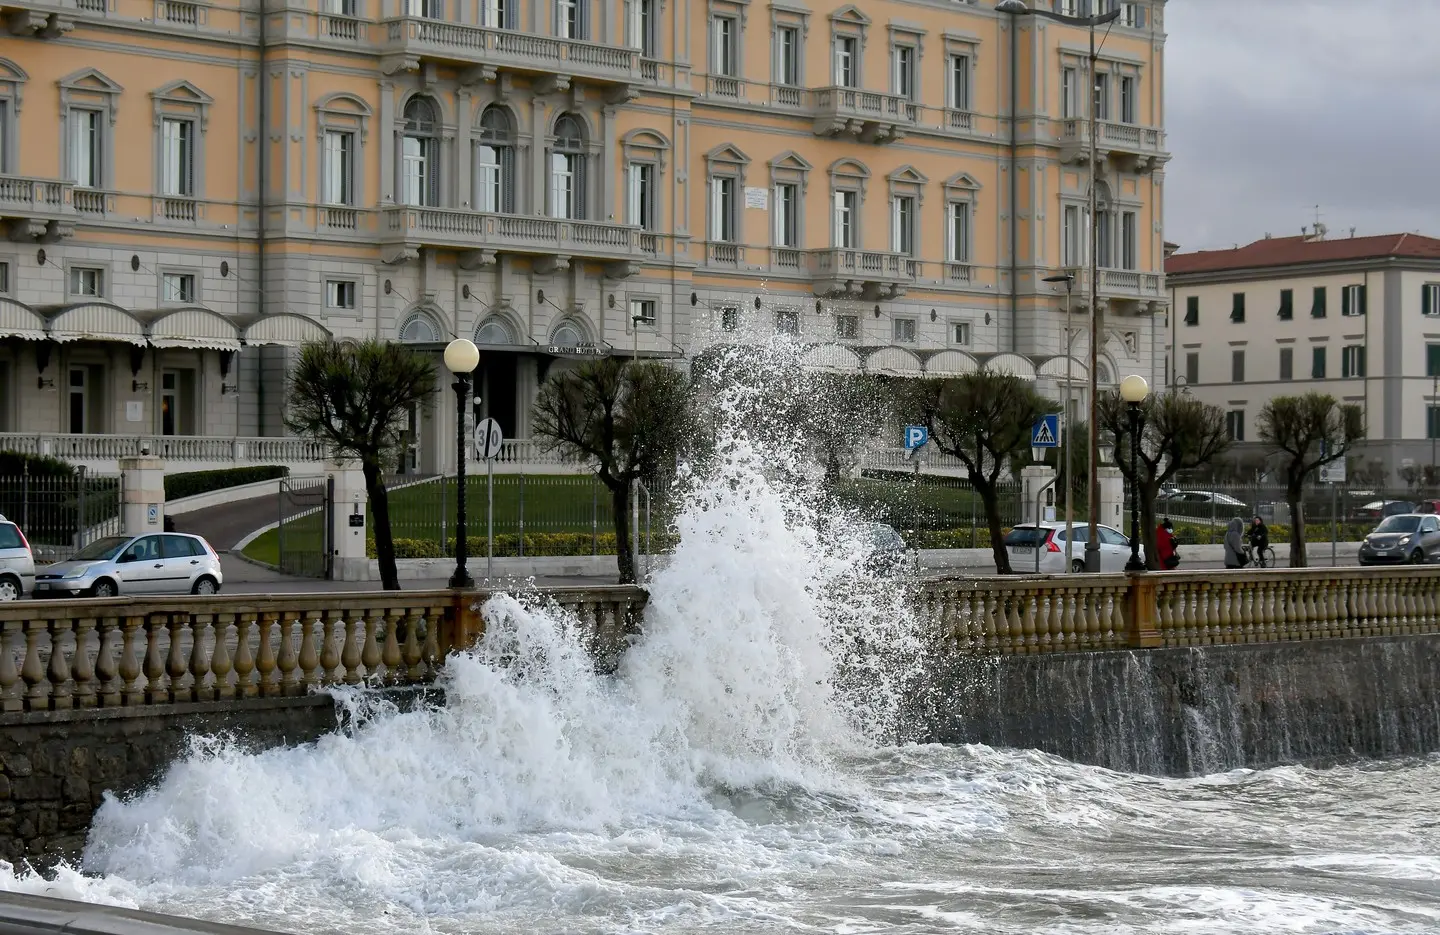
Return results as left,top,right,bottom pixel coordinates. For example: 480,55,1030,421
0,0,1168,473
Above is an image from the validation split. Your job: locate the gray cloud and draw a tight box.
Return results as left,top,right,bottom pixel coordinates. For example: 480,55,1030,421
1163,0,1440,251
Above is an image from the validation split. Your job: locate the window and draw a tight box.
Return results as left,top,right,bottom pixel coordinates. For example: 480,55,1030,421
0,261,9,294
557,0,586,39
774,182,798,247
323,130,353,206
834,36,857,87
1184,295,1198,326
949,55,970,110
1058,0,1080,15
550,113,586,220
1425,283,1440,317
161,118,194,197
1429,406,1440,441
1231,350,1245,382
630,298,656,327
69,110,102,188
891,195,914,255
1231,292,1245,323
1120,1,1142,27
710,176,735,241
1062,67,1078,119
1226,410,1245,442
1184,352,1198,385
160,370,196,437
952,321,971,346
833,190,856,248
1312,286,1327,318
161,272,194,303
476,106,515,214
627,163,655,230
404,0,442,16
1312,346,1327,379
775,307,799,335
1278,289,1293,320
776,26,800,85
713,16,738,76
482,0,511,28
1094,72,1110,120
720,306,739,332
948,202,971,262
1342,284,1367,317
1279,347,1293,381
1342,344,1366,379
893,318,916,343
327,280,356,309
1120,211,1137,270
69,266,104,297
625,0,651,53
1120,75,1136,124
1063,204,1082,266
836,314,858,339
893,45,915,100
1094,209,1112,268
1428,343,1440,377
401,97,440,207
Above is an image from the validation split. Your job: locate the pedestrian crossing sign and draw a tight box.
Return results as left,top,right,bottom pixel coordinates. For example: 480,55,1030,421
1031,414,1060,448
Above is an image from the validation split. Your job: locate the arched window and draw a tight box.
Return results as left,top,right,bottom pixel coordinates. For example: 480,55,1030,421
549,114,586,220
399,313,441,343
475,316,515,345
401,97,440,207
475,106,515,214
550,319,584,348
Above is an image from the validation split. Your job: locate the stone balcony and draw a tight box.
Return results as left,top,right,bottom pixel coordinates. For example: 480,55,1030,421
1058,119,1169,172
1065,267,1166,314
379,17,639,93
0,175,76,242
809,248,921,299
382,206,647,277
810,86,919,143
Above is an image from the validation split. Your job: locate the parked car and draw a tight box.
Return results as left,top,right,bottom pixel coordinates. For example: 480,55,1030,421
1354,500,1415,521
0,515,35,602
865,523,916,576
1156,489,1248,509
1004,522,1145,574
33,532,223,598
1414,499,1440,514
1358,514,1440,565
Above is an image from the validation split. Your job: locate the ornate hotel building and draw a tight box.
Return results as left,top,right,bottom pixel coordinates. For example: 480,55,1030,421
0,0,1168,474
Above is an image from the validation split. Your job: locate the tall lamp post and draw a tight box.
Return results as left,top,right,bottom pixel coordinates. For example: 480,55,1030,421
1120,374,1149,572
443,338,480,589
997,0,1120,573
1043,271,1076,568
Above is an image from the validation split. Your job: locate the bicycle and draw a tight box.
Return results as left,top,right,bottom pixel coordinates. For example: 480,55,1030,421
1243,544,1277,568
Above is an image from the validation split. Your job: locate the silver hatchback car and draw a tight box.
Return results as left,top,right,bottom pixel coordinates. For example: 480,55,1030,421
34,532,223,598
0,515,36,601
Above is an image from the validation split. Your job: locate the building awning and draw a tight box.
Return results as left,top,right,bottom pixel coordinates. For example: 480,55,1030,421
866,346,924,377
924,349,980,378
1036,356,1089,381
984,353,1037,380
42,302,146,346
238,313,332,347
135,307,242,351
800,343,862,374
0,298,47,342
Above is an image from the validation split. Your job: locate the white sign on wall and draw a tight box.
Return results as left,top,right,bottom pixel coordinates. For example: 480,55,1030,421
126,401,143,423
744,187,768,209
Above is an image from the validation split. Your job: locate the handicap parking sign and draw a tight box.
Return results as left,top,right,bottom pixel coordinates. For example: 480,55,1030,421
904,425,929,450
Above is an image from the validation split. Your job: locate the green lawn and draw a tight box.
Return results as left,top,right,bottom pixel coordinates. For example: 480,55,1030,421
835,475,1024,530
382,474,616,541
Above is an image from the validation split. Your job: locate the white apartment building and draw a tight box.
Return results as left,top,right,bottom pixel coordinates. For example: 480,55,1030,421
1166,229,1440,474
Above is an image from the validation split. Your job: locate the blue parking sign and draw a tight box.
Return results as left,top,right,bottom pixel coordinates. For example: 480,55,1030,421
1031,414,1060,448
904,425,929,450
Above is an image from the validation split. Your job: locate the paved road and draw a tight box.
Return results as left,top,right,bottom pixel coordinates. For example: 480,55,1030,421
175,494,282,550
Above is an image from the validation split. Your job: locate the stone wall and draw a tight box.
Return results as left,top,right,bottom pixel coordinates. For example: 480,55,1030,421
931,635,1440,776
0,697,339,867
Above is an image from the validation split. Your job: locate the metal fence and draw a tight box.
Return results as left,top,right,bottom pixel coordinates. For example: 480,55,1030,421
0,469,122,562
277,476,333,578
848,471,1025,531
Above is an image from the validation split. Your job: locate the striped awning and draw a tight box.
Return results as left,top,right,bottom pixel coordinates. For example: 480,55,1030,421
866,346,924,377
923,349,981,378
984,352,1037,380
238,312,332,347
136,307,242,351
800,343,862,374
43,302,146,346
0,298,47,342
1036,356,1089,381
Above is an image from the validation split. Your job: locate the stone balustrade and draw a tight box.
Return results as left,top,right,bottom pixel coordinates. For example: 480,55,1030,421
925,565,1440,655
0,587,646,712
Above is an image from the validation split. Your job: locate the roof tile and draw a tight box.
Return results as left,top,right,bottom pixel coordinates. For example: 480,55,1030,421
1166,233,1440,276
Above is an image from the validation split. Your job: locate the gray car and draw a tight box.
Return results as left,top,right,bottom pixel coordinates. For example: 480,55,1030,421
0,515,36,601
33,532,223,598
1358,514,1440,566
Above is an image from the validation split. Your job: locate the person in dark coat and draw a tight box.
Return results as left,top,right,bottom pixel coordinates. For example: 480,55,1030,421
1248,515,1269,552
1224,516,1247,569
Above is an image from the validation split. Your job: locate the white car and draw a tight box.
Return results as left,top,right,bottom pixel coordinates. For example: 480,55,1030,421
1003,522,1146,574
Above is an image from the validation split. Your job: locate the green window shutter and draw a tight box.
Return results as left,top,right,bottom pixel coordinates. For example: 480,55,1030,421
1429,344,1440,377
1313,286,1326,317
1360,285,1368,316
1312,347,1326,379
1341,287,1351,317
1361,345,1367,378
1426,285,1434,317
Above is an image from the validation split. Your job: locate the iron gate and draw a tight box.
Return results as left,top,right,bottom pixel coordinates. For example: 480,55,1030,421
277,476,334,579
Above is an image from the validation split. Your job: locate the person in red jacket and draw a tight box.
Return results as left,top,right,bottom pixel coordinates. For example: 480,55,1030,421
1156,519,1180,569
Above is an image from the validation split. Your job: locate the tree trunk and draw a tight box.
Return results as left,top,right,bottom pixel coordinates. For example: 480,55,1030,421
1287,481,1307,568
610,480,636,584
364,460,401,591
975,478,1011,574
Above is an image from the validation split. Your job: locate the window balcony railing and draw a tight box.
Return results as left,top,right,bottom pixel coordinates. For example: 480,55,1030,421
770,85,805,108
157,197,198,222
706,242,742,266
1059,119,1168,168
1068,267,1166,305
811,248,921,299
383,206,644,263
321,13,363,40
810,86,919,143
707,75,742,99
71,189,107,215
380,18,640,85
322,206,359,230
155,0,198,25
0,176,72,212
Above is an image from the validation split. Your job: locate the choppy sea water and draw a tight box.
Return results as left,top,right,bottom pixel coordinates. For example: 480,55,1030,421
2,345,1437,934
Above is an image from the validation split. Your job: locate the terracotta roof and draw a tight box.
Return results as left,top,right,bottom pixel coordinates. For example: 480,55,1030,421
1166,233,1440,276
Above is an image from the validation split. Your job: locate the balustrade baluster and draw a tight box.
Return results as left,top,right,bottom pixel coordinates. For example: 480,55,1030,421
362,611,383,679
165,613,190,700
298,610,322,690
256,612,278,696
0,621,21,712
20,621,47,710
72,617,96,708
1377,579,1394,634
342,615,364,684
46,618,73,710
399,610,423,680
989,593,1010,652
1061,588,1079,650
382,610,404,681
321,611,343,683
212,613,235,700
143,615,167,704
1033,593,1052,653
1400,578,1416,634
424,605,444,676
1217,583,1233,642
189,613,213,702
234,613,258,697
94,618,120,706
980,591,999,652
119,616,144,705
277,612,301,695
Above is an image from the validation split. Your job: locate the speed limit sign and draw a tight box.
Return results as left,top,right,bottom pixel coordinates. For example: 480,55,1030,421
475,418,504,460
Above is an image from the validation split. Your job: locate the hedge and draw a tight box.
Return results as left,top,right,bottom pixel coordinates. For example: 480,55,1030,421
369,531,681,559
1169,520,1372,546
0,452,75,478
165,466,289,501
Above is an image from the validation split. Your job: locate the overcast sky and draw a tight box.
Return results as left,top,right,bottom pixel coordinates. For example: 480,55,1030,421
1163,0,1440,253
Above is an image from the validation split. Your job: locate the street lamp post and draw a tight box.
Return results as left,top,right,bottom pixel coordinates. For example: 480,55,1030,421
997,0,1119,574
443,338,481,589
1043,272,1076,568
1120,373,1149,572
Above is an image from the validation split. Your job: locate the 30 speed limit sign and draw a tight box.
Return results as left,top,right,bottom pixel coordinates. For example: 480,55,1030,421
475,418,504,460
